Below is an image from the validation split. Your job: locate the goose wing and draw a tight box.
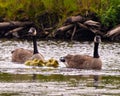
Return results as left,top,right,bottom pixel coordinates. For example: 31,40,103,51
12,48,33,63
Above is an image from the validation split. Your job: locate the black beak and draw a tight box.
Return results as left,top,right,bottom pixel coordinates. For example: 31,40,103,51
60,57,65,62
28,27,36,36
28,29,33,35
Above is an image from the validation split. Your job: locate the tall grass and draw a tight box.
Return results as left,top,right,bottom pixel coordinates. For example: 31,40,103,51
0,0,45,21
0,0,119,28
99,0,120,27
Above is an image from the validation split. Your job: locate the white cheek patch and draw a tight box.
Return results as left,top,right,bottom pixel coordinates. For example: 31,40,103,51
33,30,37,35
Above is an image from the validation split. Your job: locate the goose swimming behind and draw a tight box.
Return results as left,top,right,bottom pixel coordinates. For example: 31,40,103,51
11,27,44,63
60,35,102,70
11,48,33,63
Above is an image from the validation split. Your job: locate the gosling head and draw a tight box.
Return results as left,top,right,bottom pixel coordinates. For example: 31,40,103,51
94,35,101,43
28,27,37,36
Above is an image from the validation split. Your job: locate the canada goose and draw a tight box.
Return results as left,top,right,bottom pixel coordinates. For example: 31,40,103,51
60,35,102,70
11,27,44,63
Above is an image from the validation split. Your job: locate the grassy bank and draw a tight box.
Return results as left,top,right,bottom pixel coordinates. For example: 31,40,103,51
0,0,119,28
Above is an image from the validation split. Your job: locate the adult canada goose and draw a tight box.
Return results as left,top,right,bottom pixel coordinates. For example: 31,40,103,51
60,35,102,70
11,27,44,63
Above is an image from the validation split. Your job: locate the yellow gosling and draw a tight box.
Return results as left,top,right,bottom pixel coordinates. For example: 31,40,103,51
45,58,59,68
25,59,44,66
25,58,59,68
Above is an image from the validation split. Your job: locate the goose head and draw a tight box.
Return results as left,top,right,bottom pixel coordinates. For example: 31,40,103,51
60,57,65,62
28,27,37,36
94,35,101,43
60,54,72,63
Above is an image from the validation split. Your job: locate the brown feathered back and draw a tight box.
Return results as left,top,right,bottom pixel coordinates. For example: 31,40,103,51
12,48,33,63
63,54,102,70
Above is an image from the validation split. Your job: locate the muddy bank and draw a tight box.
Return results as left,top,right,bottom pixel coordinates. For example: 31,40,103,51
0,15,119,42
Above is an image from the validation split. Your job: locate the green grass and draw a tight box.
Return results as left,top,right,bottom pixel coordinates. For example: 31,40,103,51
99,0,120,27
0,0,119,28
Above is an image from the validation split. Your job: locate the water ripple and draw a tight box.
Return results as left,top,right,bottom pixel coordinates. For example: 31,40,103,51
0,40,119,76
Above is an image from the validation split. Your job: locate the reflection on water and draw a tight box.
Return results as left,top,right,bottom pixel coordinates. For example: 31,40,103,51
0,39,120,96
0,73,120,96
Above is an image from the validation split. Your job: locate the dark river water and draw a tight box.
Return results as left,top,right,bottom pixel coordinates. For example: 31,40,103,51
0,39,120,96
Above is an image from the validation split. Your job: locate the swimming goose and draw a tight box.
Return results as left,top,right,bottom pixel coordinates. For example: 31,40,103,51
60,35,102,70
11,27,44,63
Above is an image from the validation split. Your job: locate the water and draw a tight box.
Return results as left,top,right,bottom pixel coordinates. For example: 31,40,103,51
0,39,120,96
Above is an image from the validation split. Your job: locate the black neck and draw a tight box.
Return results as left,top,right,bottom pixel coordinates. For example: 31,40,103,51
93,42,99,58
33,36,39,54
